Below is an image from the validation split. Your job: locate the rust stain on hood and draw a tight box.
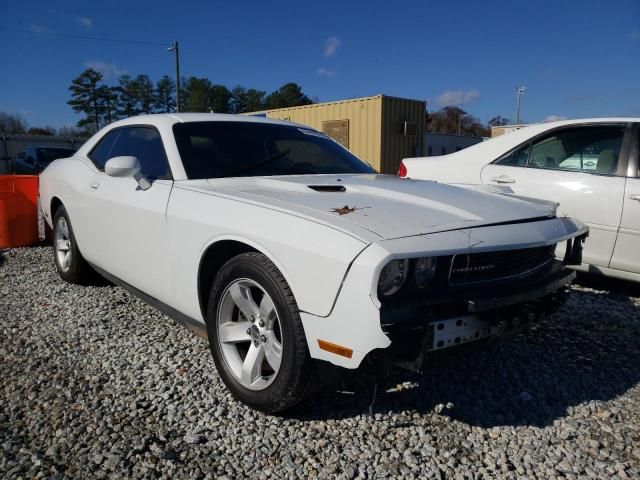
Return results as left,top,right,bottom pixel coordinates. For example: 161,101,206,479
331,205,370,216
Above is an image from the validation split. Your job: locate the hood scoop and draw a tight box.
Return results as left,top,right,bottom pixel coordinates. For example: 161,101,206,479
308,185,346,192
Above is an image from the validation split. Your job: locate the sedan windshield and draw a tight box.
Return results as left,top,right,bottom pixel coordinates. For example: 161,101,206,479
173,121,376,179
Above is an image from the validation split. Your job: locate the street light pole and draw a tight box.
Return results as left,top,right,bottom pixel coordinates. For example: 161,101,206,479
515,86,526,124
167,41,181,112
458,113,466,135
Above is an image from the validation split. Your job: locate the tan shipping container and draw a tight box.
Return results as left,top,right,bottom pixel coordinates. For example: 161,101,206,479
243,95,425,174
491,124,528,137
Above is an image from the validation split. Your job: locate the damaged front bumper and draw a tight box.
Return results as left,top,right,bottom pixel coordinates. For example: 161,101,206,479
300,216,588,370
380,266,575,365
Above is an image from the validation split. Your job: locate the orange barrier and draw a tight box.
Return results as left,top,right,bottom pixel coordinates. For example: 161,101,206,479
0,175,39,248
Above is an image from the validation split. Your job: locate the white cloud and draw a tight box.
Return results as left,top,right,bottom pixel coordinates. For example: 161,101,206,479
324,36,341,57
542,115,568,123
84,60,127,79
435,89,480,107
317,67,336,77
77,16,93,30
28,23,51,33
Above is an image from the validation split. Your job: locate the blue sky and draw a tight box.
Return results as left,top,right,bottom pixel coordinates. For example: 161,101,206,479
1,0,639,128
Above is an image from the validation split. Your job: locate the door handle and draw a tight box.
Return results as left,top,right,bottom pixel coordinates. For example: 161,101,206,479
491,175,516,184
630,194,640,201
90,181,100,190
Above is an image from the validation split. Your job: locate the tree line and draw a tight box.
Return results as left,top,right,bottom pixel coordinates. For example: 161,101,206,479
2,75,513,138
426,106,510,137
66,68,313,133
0,112,85,137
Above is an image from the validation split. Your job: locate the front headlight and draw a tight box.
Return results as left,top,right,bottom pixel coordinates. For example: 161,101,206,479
378,259,409,296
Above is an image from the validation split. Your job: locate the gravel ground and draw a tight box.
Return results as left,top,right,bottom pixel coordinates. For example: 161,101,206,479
1,246,640,479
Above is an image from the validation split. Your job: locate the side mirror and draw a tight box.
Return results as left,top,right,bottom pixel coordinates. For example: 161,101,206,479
105,156,141,177
104,156,151,190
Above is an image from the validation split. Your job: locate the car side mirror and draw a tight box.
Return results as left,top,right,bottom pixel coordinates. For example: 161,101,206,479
104,156,151,190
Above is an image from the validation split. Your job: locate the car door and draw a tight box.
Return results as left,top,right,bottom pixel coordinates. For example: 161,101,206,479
480,124,629,269
79,126,174,303
610,124,640,273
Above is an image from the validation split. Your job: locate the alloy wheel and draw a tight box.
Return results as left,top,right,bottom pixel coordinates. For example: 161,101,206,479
54,216,72,272
216,278,283,391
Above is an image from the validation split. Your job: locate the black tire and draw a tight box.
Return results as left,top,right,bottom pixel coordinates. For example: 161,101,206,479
206,252,317,413
52,205,94,284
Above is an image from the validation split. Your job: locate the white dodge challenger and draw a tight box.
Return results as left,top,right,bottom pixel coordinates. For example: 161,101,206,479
39,114,588,412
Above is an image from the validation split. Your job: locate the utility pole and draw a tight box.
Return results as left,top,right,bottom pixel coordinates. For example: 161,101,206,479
167,41,181,112
515,86,526,124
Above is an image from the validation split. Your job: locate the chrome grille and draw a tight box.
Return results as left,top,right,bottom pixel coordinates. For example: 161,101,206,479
449,246,555,285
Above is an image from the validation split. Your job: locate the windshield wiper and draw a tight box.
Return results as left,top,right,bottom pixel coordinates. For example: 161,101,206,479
224,149,291,177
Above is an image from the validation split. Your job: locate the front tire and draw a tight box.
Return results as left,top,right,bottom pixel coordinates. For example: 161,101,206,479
206,252,316,413
52,205,94,284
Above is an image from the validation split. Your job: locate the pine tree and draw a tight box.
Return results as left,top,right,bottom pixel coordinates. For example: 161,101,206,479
134,74,154,114
264,83,312,109
230,86,266,113
116,74,140,118
67,69,105,132
154,76,175,113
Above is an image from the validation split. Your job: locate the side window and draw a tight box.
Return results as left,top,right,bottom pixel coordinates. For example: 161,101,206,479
495,143,531,167
528,126,625,175
108,127,171,179
89,129,121,170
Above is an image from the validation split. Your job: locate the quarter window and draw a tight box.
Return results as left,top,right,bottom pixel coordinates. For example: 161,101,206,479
496,144,531,167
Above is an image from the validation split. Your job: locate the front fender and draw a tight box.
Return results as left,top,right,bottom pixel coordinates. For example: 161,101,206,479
167,185,369,322
196,233,300,312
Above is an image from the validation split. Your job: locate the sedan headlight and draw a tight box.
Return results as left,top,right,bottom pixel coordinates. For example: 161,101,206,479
378,259,409,296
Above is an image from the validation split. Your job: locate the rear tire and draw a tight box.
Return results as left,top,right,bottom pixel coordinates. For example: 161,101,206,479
52,205,94,284
206,252,317,413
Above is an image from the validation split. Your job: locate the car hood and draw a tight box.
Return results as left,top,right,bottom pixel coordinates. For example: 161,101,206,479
202,174,556,240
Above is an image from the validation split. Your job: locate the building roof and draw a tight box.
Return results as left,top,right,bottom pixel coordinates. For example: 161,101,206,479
245,94,425,115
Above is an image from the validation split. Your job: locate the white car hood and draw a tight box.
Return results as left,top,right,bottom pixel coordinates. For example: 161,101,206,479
202,174,556,240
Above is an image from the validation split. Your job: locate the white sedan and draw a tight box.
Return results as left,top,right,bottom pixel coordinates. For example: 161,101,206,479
400,118,640,282
40,114,587,412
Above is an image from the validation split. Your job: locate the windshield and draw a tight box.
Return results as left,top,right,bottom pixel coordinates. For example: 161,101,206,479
36,148,75,164
173,121,376,179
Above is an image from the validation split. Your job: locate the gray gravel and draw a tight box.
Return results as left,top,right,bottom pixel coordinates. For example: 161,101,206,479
1,246,640,479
